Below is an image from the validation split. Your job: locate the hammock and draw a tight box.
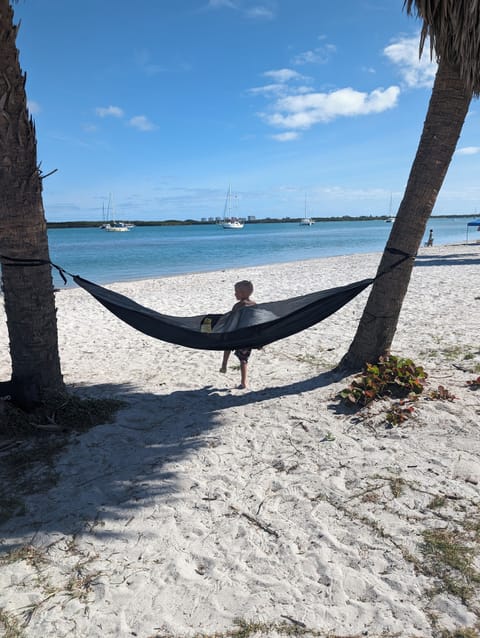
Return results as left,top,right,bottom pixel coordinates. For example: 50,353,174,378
0,250,411,351
73,275,373,351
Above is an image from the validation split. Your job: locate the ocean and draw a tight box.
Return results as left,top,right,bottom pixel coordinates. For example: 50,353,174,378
47,217,475,287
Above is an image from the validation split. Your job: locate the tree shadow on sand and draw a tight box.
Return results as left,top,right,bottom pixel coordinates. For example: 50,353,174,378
0,367,344,553
415,251,480,267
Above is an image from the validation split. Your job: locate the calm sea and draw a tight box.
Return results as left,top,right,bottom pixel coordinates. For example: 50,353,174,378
47,217,475,287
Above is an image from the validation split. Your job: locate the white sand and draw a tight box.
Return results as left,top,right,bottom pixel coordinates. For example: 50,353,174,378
0,244,479,637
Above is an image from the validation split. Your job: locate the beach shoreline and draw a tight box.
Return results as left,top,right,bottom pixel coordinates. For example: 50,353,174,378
0,244,479,637
49,239,479,291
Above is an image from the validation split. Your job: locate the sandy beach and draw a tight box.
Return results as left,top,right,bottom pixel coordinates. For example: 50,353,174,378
0,243,479,638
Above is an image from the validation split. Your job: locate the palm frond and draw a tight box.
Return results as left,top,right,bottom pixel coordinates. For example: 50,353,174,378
404,0,480,95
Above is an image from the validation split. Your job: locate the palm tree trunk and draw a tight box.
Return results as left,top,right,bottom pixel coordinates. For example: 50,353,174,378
340,58,472,370
0,0,64,408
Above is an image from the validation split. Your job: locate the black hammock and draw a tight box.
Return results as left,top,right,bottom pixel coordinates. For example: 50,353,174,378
1,250,411,352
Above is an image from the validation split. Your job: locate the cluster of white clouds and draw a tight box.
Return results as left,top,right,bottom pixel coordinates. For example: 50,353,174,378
95,105,157,132
383,35,437,87
456,146,480,155
250,34,438,142
262,86,400,133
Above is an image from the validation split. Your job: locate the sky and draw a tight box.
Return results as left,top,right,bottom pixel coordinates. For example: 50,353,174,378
10,0,480,222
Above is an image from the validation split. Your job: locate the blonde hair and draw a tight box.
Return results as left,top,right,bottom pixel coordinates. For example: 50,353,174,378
235,280,253,295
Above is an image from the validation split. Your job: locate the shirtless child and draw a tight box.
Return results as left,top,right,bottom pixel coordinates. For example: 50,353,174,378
219,280,256,388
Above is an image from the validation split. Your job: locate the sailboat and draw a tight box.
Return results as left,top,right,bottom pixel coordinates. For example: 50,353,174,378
385,193,395,223
222,186,244,229
101,194,133,232
299,194,314,226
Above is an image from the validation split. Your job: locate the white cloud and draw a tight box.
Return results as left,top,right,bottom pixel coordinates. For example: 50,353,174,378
384,35,437,88
27,100,41,114
248,83,286,96
96,105,124,118
207,0,237,8
291,44,336,66
248,69,310,97
262,86,400,129
129,115,157,131
456,146,480,155
263,68,304,83
245,5,275,20
271,131,299,142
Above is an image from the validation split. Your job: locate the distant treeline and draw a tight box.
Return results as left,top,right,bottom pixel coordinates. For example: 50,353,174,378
46,214,478,229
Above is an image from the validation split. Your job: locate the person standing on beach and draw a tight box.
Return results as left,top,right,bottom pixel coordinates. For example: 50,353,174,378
426,229,434,246
220,280,256,388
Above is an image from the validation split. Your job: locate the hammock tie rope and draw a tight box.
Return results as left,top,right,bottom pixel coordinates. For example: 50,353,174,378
0,255,74,286
376,247,415,278
0,248,415,351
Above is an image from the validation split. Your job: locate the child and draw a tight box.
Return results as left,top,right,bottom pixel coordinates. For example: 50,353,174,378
220,280,256,388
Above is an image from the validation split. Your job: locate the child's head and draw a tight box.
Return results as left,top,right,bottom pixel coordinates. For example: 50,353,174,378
234,280,253,300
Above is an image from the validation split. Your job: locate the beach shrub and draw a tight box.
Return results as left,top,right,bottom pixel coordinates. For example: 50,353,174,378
385,401,416,427
466,376,480,390
428,385,457,401
338,354,428,407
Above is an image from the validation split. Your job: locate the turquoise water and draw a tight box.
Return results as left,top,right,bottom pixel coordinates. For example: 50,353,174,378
48,217,475,287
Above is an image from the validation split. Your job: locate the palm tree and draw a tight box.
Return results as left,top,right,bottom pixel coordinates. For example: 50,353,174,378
0,0,64,408
341,0,478,370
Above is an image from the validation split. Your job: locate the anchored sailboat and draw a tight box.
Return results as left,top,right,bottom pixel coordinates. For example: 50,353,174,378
222,186,244,229
100,194,133,232
299,194,314,226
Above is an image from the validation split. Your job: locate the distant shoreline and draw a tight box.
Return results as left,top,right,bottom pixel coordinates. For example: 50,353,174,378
46,214,478,229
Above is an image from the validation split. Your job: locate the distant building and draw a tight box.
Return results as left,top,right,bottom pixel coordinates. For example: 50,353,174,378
247,215,256,221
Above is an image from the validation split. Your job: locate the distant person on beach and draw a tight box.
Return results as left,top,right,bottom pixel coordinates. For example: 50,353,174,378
220,280,256,389
426,229,434,247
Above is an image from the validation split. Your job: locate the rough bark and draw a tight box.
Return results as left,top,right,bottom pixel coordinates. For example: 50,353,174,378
340,59,472,370
0,0,64,408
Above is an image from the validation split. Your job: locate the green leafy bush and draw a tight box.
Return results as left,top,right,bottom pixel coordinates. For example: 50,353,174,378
339,354,428,407
386,401,416,426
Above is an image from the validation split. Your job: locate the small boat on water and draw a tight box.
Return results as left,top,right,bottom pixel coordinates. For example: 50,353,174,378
222,185,244,229
100,194,134,232
222,219,244,229
385,193,395,222
299,195,314,226
104,221,132,232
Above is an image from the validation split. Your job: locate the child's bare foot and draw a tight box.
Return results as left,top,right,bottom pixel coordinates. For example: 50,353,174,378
237,383,246,389
219,366,227,373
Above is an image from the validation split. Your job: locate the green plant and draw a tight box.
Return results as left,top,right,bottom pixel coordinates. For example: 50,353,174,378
428,385,457,401
420,528,480,604
439,628,480,638
338,355,427,407
0,607,24,638
386,402,415,426
428,495,447,510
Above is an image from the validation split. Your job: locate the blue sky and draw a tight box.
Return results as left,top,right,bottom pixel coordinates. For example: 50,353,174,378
12,0,480,221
